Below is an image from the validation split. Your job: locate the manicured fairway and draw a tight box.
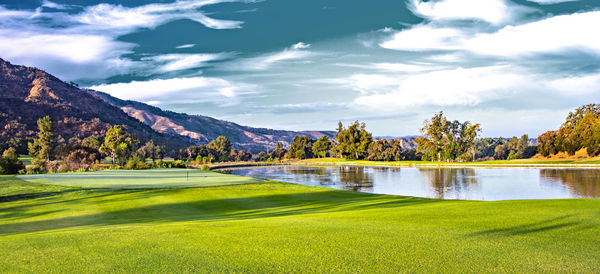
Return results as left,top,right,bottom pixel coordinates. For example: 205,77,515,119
1,170,599,272
17,168,260,188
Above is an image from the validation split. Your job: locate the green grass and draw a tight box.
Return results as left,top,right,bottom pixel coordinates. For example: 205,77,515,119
17,168,260,188
1,170,599,272
300,157,600,167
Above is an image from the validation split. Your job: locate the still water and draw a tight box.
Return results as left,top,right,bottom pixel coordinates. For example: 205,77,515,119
220,165,600,200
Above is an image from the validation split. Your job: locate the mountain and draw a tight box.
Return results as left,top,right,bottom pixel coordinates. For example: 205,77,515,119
88,90,335,151
0,58,333,153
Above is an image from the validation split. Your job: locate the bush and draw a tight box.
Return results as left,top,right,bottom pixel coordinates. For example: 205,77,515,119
26,165,45,174
0,148,25,174
124,155,149,170
200,165,210,171
171,160,187,168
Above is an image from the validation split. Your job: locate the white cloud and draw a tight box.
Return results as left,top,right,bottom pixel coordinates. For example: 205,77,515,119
141,53,233,73
381,11,600,57
89,77,254,105
527,0,579,4
380,25,463,51
41,0,70,10
0,0,247,80
176,44,196,49
466,11,600,56
220,43,315,71
547,73,600,94
292,42,311,49
352,66,525,108
75,1,244,31
408,0,532,25
336,62,440,73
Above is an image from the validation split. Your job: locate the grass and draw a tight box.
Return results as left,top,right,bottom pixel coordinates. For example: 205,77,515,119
1,169,599,272
17,168,260,188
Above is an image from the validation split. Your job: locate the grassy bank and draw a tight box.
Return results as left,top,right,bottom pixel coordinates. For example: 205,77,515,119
297,157,600,168
1,169,599,272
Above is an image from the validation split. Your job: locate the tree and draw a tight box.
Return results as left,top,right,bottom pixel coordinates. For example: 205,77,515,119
0,147,25,174
207,136,232,162
270,142,287,160
335,121,373,160
137,140,163,163
100,125,139,165
255,151,269,162
28,116,55,165
537,131,558,157
285,135,314,160
416,112,480,161
416,112,447,161
312,136,332,158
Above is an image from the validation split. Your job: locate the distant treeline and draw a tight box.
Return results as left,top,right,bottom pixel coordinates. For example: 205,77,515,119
1,104,598,174
537,104,600,157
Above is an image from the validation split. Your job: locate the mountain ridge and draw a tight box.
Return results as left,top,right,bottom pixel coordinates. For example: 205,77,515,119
0,58,334,153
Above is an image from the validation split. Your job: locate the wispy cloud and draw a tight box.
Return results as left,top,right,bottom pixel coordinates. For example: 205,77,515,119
141,53,234,73
219,42,316,71
89,77,256,106
381,11,600,57
175,44,196,49
0,0,250,81
408,0,534,25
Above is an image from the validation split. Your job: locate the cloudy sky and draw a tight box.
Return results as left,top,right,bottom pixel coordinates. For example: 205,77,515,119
1,0,599,137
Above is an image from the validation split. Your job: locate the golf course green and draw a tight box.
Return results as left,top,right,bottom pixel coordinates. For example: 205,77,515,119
1,169,599,272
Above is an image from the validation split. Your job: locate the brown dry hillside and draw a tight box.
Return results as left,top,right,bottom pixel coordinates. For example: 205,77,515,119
88,90,335,151
0,58,334,153
0,58,188,153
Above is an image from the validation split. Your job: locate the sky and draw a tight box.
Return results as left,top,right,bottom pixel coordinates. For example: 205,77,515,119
1,0,599,137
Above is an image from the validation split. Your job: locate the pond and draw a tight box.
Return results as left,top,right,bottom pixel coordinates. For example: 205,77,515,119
219,165,600,201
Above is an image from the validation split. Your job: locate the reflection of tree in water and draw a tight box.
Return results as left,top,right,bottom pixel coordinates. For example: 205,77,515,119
284,166,335,185
333,166,374,192
418,168,479,199
540,169,600,198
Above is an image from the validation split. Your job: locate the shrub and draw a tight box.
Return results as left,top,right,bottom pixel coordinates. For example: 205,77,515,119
171,160,187,168
124,155,149,170
0,147,25,174
200,165,210,171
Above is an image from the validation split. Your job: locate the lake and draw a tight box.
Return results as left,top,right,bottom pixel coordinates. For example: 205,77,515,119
219,165,600,200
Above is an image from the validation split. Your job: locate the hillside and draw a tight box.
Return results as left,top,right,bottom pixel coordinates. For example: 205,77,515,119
0,58,333,153
0,58,189,153
88,90,335,151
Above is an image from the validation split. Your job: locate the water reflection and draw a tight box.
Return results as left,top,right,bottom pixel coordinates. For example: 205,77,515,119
220,165,600,200
286,166,374,191
540,169,600,198
417,168,479,199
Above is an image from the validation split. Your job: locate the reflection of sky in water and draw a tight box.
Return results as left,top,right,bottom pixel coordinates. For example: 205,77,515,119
221,166,600,201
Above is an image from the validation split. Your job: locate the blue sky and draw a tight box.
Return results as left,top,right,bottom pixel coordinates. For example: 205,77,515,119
1,0,599,137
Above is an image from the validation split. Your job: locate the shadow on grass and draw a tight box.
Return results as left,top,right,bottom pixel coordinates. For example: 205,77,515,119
0,188,440,236
0,189,83,203
467,215,584,237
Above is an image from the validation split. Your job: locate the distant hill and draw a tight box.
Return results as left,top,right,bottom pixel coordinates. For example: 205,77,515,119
0,58,186,153
88,90,335,151
0,58,334,153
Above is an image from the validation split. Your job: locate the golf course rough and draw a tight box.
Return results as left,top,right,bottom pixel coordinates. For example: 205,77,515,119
0,169,599,272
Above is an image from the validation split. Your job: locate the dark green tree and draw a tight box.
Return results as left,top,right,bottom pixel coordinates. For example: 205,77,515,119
208,136,232,162
285,135,314,160
0,147,25,174
28,116,55,165
312,135,332,158
137,140,163,163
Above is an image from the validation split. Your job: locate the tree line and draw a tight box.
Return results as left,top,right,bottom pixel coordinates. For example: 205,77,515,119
2,104,597,174
537,104,600,157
